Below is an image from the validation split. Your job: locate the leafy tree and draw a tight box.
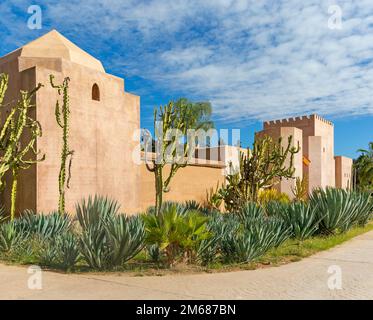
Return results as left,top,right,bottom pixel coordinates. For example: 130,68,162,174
354,142,373,191
221,135,299,211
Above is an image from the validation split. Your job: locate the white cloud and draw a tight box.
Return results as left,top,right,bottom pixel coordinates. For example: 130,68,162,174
2,0,373,123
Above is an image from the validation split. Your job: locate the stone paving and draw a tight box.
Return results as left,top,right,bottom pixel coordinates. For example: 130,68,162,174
1,231,373,300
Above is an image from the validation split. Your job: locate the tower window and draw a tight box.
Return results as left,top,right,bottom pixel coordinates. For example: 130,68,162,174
92,83,100,101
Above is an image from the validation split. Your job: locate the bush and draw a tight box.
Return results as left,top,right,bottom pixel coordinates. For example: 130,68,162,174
0,222,26,253
14,211,71,239
237,202,265,221
349,191,372,226
310,188,372,234
77,196,145,270
221,216,290,263
258,189,290,206
278,202,320,240
55,233,81,270
142,203,211,266
196,213,239,265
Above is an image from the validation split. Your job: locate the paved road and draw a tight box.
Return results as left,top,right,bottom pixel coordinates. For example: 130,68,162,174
1,231,373,300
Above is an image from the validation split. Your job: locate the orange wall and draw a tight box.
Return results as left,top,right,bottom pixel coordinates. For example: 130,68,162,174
138,164,225,213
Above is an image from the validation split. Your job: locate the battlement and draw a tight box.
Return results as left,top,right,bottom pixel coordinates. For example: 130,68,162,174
264,114,333,128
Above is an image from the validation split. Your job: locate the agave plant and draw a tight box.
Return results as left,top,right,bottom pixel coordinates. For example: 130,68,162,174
36,238,58,266
14,210,71,239
56,232,81,270
0,222,26,253
349,191,372,226
76,195,119,231
79,226,109,269
236,202,265,222
104,215,145,266
77,196,145,269
221,214,290,263
278,202,320,240
310,188,367,234
264,200,289,217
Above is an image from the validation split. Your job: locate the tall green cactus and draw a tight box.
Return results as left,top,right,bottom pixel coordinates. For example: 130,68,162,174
0,73,45,219
50,75,74,215
146,102,191,215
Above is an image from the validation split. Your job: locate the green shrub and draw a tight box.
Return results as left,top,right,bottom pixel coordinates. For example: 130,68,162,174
196,213,239,265
146,244,161,263
237,202,265,222
220,213,290,263
0,222,26,253
264,200,289,217
36,238,58,266
221,218,289,263
104,215,145,266
349,191,372,226
55,233,81,270
76,195,119,231
310,188,371,234
142,204,211,266
278,202,320,240
79,226,108,269
258,189,290,206
77,196,145,270
14,211,71,239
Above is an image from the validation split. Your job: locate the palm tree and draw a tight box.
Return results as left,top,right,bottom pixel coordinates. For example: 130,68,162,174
174,98,215,131
354,142,373,191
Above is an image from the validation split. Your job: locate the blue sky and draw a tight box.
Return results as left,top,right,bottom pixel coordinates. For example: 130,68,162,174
0,0,372,158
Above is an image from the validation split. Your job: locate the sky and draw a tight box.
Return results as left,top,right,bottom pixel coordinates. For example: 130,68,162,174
0,0,372,158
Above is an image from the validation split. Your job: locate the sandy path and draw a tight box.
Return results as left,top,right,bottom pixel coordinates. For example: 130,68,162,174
1,231,373,300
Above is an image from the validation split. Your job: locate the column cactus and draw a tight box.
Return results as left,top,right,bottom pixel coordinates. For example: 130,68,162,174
145,102,190,215
0,73,45,219
50,75,74,215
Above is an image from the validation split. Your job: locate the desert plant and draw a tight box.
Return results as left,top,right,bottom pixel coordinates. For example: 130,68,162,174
0,74,45,219
77,196,145,269
236,202,265,222
76,195,119,231
79,226,108,269
146,244,161,263
0,222,26,253
14,211,71,239
204,182,223,211
278,202,320,240
50,75,74,215
258,189,290,206
55,232,80,270
104,215,145,266
292,177,309,202
142,204,211,265
195,213,239,265
221,135,299,211
36,238,58,266
349,191,372,226
145,99,214,215
310,188,360,234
